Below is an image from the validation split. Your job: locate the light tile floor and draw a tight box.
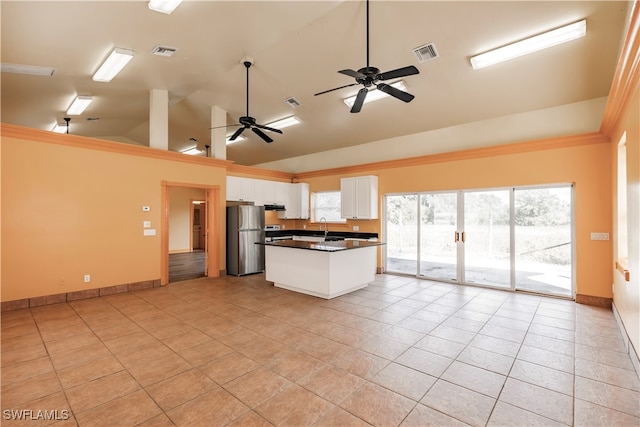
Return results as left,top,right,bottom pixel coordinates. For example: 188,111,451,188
2,274,639,426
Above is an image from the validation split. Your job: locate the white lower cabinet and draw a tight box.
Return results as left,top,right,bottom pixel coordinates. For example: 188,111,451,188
341,176,378,219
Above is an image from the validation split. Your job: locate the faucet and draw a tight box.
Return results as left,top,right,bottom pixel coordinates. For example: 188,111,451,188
320,217,328,238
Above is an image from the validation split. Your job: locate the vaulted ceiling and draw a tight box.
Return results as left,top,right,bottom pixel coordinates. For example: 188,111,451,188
0,1,631,170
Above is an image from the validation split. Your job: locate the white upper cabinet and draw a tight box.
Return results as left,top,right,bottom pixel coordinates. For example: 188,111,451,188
226,176,255,202
274,181,290,206
341,176,378,219
278,183,309,219
253,179,276,206
227,177,308,218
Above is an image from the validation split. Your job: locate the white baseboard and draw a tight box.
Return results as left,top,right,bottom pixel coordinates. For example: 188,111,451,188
612,302,640,381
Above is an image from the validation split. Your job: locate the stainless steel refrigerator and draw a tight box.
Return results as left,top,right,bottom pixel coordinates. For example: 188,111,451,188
226,205,265,276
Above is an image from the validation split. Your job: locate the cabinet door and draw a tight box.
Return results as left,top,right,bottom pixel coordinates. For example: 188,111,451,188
253,179,275,206
298,183,310,219
340,178,356,219
355,176,378,219
277,182,293,219
274,182,290,205
227,176,255,201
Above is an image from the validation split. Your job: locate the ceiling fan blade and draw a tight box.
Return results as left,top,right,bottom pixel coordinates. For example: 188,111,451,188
252,127,274,143
255,123,283,134
377,83,415,103
377,65,420,81
229,126,246,141
314,82,360,96
351,88,368,113
339,69,366,79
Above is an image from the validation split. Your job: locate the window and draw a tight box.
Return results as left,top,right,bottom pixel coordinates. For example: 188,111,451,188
311,191,346,223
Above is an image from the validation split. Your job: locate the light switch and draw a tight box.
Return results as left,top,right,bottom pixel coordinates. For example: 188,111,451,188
143,221,151,228
590,232,609,240
144,229,156,236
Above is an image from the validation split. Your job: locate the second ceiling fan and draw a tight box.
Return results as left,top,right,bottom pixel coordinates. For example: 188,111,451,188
314,0,420,113
224,58,283,144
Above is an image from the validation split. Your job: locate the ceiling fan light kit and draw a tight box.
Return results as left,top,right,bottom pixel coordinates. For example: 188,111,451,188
314,0,420,113
92,48,134,82
470,19,586,70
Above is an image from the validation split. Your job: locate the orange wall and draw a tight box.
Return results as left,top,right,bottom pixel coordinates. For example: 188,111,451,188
1,125,229,301
0,125,615,304
296,134,613,298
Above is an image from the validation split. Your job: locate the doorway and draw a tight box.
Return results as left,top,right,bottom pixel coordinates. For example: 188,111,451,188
161,182,221,285
384,184,574,298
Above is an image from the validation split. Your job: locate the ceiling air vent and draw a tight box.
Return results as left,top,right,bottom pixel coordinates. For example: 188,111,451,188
413,43,439,63
284,96,302,109
151,45,178,57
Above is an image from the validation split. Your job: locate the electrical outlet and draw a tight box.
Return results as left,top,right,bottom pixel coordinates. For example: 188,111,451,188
84,274,90,283
353,226,360,231
59,277,65,286
303,224,306,229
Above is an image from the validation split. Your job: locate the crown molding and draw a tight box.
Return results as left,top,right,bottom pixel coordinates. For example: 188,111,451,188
601,0,640,136
0,124,233,169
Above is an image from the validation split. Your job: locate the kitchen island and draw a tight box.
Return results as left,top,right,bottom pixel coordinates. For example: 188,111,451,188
257,240,384,299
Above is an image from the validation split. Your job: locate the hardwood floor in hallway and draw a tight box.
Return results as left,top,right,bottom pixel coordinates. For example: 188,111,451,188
169,250,206,283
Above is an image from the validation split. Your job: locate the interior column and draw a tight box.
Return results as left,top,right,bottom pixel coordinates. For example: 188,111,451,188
211,105,227,160
149,89,168,150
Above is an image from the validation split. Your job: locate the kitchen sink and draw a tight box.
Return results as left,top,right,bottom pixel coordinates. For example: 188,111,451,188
323,236,345,241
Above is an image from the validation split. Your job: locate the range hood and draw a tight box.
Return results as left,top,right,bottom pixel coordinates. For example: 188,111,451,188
264,204,286,211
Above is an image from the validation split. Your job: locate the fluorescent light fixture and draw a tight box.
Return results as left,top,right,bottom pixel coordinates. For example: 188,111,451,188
148,0,183,14
264,116,301,130
226,135,246,145
1,63,55,76
344,81,407,108
92,48,134,82
51,122,67,133
182,147,203,155
66,96,93,115
470,19,586,70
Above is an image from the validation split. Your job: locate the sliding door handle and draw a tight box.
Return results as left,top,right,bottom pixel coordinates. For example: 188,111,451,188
454,231,459,242
461,231,466,243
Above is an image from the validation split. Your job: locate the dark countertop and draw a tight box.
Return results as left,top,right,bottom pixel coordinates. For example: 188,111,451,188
265,229,378,240
256,240,385,252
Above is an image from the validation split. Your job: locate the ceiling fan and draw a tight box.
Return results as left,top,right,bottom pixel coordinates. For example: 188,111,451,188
213,58,282,143
314,0,420,113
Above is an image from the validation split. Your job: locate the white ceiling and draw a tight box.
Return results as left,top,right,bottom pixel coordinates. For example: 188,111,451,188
0,1,631,170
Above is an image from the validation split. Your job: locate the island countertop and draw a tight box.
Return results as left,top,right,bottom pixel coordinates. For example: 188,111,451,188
256,240,384,252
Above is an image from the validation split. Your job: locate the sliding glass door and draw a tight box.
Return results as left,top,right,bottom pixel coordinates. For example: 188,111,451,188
514,187,573,296
385,194,418,275
384,185,574,297
419,193,459,282
463,190,511,288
